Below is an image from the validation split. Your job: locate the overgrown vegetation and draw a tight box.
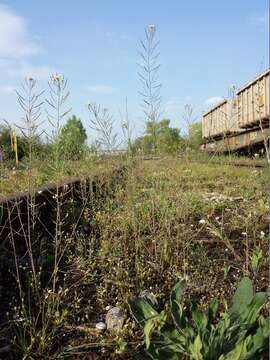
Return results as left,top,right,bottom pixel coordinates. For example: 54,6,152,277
129,277,268,359
0,24,268,360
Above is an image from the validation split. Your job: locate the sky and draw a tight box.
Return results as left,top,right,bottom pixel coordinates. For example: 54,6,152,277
0,0,269,141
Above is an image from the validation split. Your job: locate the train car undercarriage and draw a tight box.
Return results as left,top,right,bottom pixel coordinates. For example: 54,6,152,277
201,125,270,154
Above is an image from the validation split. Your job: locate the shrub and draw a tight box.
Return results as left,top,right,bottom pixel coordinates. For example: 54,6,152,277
58,115,87,159
188,122,202,150
128,277,269,359
133,119,184,155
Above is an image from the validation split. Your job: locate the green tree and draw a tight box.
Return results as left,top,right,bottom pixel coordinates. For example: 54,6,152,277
133,119,183,154
188,121,202,150
58,115,87,159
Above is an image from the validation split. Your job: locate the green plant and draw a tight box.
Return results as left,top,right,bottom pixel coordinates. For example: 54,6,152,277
128,277,269,359
58,115,87,159
188,121,202,151
250,247,263,275
133,119,183,155
223,264,231,279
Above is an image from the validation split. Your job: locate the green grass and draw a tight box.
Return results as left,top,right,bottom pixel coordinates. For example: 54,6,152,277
53,157,268,356
0,156,122,197
2,155,268,358
93,158,268,303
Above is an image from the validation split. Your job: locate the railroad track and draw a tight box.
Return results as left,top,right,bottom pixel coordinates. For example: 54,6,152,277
199,159,267,168
141,155,267,169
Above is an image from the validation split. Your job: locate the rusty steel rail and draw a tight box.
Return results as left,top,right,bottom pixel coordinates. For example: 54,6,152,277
140,155,267,169
0,166,126,241
194,159,267,169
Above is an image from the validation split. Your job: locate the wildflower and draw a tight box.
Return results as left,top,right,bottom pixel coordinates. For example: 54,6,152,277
260,231,265,238
148,24,156,33
199,219,206,224
215,216,220,221
241,232,247,236
51,72,63,83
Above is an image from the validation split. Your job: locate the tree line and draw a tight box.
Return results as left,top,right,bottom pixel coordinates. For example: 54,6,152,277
0,115,202,163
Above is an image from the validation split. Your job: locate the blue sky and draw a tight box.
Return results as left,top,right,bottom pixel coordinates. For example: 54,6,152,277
0,0,268,140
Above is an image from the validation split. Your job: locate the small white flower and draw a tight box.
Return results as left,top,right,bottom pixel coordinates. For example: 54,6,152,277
199,219,206,224
148,24,156,33
215,216,220,221
241,232,247,236
260,231,265,238
51,72,63,83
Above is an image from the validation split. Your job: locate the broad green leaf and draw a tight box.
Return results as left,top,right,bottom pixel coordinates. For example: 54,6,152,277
189,334,203,360
147,342,183,360
208,299,219,323
230,278,253,316
144,318,157,349
248,318,269,355
128,298,159,326
241,292,267,324
171,280,186,303
160,323,186,351
170,280,186,329
222,337,250,360
192,303,208,331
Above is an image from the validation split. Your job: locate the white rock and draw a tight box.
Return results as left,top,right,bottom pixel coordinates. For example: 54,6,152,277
95,322,106,331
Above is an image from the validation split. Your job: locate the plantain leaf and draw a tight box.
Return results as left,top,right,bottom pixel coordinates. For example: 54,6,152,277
221,337,250,360
144,318,157,349
248,318,269,355
128,297,159,326
189,334,203,360
147,342,184,360
230,277,253,316
241,292,267,324
170,280,186,329
192,303,208,331
208,299,219,324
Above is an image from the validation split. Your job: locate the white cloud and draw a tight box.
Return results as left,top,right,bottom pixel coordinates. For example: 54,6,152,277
205,96,224,106
0,4,40,59
0,5,57,83
87,85,115,95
